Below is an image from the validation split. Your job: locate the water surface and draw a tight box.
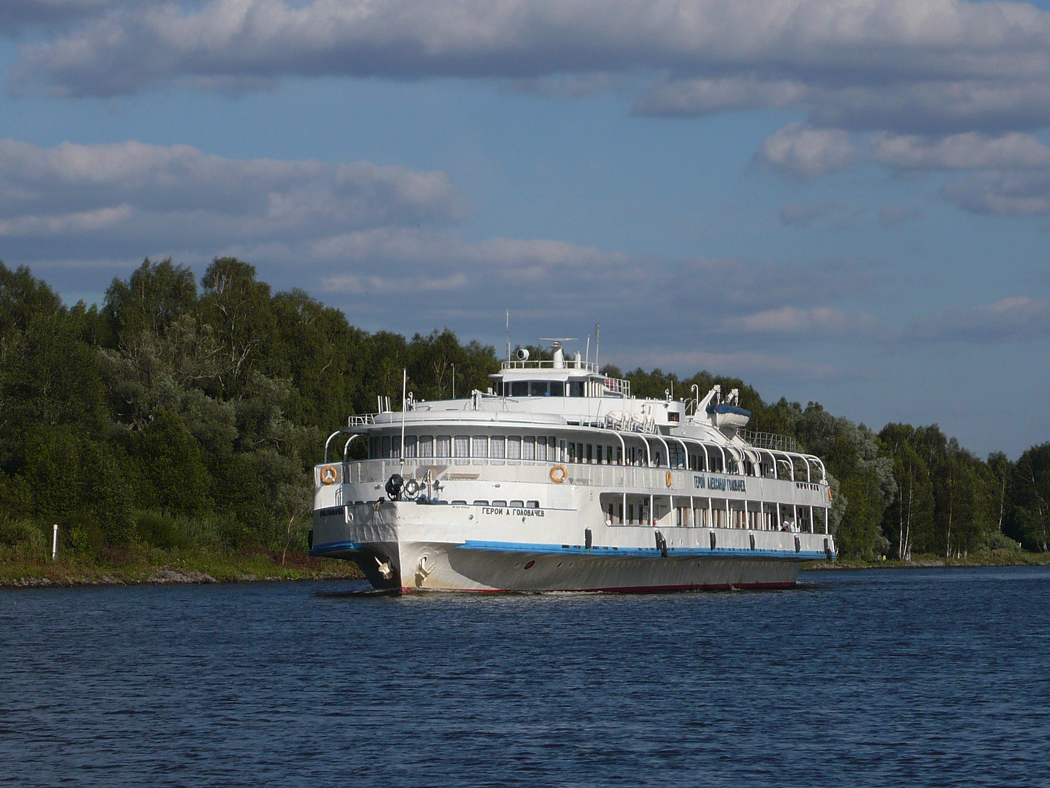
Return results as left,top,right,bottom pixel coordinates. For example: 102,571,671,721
2,566,1048,787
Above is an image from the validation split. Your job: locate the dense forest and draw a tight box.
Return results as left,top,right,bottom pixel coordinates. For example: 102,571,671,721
1,257,1048,564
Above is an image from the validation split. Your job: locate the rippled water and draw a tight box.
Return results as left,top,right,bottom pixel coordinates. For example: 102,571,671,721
2,566,1049,787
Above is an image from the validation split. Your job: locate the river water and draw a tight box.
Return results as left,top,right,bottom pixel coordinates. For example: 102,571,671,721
2,566,1048,787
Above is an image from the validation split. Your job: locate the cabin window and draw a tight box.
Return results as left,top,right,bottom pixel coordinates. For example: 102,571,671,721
382,435,391,458
491,500,507,507
404,436,417,458
507,436,521,460
510,500,524,508
436,435,451,458
392,436,401,458
527,500,540,508
454,435,470,458
569,381,584,397
550,381,565,396
451,500,467,505
586,444,593,464
490,436,506,459
529,381,549,397
522,436,535,460
511,381,528,397
536,436,547,461
473,500,489,507
472,436,488,458
369,437,377,458
419,436,434,458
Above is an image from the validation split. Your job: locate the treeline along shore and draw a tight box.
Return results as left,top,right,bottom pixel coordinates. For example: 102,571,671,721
1,257,1049,586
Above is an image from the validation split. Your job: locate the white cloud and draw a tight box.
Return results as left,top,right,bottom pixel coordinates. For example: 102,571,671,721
906,297,1050,342
871,132,1050,170
0,139,467,258
754,123,857,179
942,171,1050,215
727,305,886,339
9,0,1050,139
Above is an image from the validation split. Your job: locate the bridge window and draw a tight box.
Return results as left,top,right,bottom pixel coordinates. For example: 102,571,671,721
454,435,469,458
550,381,565,396
490,436,505,459
569,381,584,397
510,381,528,397
419,435,434,458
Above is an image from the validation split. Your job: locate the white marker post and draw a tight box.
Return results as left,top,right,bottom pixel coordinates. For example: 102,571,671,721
52,524,58,561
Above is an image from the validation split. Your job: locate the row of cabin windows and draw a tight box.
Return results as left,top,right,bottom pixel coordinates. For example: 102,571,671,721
500,381,586,398
371,435,558,461
367,435,769,475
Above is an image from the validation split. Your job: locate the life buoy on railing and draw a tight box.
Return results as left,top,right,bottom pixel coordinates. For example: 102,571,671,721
320,465,338,485
665,470,673,488
550,465,568,483
828,487,834,502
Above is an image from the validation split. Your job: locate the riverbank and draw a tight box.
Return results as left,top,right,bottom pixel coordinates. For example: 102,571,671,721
0,549,364,588
805,548,1050,571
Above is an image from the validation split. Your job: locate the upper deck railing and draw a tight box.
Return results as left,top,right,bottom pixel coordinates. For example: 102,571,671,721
741,429,798,453
501,359,600,373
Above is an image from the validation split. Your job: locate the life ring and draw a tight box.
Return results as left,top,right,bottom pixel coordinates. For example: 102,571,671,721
550,465,568,483
320,465,338,485
665,470,673,488
828,488,834,502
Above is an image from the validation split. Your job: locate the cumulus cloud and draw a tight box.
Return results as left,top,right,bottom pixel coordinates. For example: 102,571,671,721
0,138,467,260
9,0,1050,139
906,297,1050,342
872,132,1050,170
941,171,1050,215
727,306,886,339
753,123,857,180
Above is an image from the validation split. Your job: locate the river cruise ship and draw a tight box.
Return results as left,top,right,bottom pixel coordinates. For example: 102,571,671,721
310,341,835,592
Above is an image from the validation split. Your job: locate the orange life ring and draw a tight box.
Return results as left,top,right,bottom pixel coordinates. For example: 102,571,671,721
550,465,568,484
321,465,338,485
665,470,673,488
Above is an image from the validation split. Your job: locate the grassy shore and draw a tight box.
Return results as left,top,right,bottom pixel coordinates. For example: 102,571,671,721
805,549,1050,571
0,547,364,588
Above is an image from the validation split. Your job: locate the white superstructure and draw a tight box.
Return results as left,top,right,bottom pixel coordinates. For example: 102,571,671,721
310,340,835,592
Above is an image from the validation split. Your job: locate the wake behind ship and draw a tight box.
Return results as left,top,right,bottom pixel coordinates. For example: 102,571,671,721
310,339,835,592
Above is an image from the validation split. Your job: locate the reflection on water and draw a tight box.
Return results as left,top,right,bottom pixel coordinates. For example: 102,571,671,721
2,567,1049,787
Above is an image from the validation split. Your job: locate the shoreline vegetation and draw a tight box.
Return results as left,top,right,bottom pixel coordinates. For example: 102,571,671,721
0,548,365,588
2,257,1050,582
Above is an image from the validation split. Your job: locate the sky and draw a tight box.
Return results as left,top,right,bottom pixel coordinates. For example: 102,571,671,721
2,0,1050,458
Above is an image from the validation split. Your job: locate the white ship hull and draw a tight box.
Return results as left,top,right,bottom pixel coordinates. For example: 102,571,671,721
311,499,834,593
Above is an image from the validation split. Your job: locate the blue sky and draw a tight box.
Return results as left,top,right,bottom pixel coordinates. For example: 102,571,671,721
2,0,1050,458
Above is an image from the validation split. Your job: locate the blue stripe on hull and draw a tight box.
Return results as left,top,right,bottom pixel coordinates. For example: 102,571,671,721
460,539,826,561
